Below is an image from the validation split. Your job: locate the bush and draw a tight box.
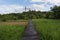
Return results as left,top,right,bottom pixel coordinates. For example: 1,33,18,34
2,19,7,22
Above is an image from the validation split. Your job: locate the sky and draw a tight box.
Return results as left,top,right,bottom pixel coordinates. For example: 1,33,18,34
0,0,60,14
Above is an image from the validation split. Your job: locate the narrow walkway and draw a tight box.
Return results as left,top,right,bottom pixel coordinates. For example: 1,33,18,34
23,19,39,40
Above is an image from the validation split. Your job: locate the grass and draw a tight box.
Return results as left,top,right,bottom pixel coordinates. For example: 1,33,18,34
0,20,27,40
33,19,60,40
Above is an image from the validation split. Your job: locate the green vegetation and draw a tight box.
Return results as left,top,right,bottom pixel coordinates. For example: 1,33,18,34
33,19,60,40
0,25,25,40
0,5,60,21
0,5,60,40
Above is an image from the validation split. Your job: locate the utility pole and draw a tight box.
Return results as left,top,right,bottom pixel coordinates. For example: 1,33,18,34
25,6,27,12
25,6,31,12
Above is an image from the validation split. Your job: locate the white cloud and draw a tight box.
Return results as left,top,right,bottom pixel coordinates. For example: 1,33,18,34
31,0,49,2
0,5,24,14
29,4,51,11
30,0,60,11
31,0,60,5
50,0,60,5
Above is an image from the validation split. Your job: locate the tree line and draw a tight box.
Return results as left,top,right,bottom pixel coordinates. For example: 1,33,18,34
0,5,60,21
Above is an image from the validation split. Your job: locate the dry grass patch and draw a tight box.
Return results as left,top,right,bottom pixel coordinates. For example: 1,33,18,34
0,21,27,26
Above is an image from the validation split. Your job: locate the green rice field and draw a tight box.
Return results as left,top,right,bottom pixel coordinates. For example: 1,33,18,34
33,19,60,40
0,25,24,40
0,21,27,40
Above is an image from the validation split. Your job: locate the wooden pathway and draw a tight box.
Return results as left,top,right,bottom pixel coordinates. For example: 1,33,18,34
22,19,39,40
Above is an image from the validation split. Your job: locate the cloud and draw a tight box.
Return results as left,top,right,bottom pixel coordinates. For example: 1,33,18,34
0,0,60,14
29,4,51,11
31,0,49,2
50,0,60,5
31,0,60,5
0,5,24,14
30,0,60,11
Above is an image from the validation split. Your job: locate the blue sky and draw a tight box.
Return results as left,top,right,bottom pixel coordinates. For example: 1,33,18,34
0,0,60,14
0,0,29,5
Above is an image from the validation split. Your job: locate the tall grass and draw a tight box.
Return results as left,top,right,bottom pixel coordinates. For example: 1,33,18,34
0,25,25,40
33,19,60,40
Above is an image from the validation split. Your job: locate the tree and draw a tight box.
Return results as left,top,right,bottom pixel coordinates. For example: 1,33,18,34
51,5,60,19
